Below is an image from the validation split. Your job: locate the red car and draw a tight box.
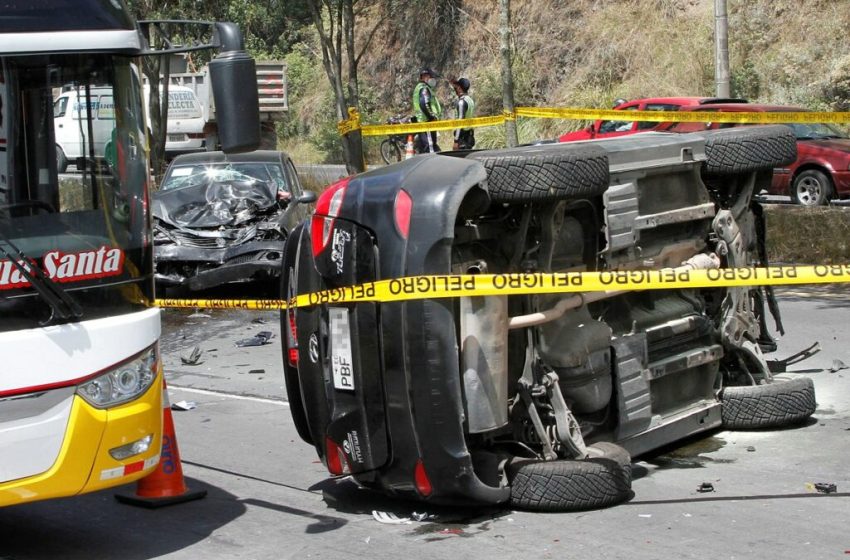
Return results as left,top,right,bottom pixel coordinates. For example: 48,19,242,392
663,104,850,206
558,97,747,142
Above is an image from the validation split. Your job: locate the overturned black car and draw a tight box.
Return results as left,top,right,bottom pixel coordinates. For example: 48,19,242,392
153,151,315,292
282,126,817,512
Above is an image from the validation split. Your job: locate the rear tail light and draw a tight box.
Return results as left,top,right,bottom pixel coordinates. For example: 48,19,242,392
414,459,433,497
311,178,350,256
394,189,412,239
287,311,299,368
325,437,351,476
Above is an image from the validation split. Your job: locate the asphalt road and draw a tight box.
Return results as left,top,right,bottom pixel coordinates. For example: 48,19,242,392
1,287,849,560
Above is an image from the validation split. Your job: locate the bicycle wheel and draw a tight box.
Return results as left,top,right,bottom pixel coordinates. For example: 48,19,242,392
381,139,402,164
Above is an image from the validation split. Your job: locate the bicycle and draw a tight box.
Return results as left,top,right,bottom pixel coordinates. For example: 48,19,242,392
380,115,413,164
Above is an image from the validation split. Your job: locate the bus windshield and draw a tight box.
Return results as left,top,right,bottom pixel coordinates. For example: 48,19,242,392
0,53,152,331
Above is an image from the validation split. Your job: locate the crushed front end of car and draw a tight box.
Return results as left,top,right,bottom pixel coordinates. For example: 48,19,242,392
282,126,816,512
153,168,288,291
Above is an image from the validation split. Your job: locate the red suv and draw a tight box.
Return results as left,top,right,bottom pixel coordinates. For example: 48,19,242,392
558,97,748,142
663,104,850,206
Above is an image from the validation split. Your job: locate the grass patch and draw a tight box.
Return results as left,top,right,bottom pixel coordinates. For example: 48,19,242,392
765,205,850,264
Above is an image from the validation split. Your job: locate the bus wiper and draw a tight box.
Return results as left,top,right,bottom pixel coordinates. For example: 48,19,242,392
0,231,83,324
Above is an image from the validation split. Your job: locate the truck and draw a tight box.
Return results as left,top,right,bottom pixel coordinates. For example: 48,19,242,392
0,0,259,507
167,59,287,150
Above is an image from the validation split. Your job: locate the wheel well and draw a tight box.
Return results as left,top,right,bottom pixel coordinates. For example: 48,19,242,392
791,164,834,194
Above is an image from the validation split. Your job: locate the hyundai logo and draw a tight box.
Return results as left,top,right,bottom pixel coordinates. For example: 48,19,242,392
308,333,319,363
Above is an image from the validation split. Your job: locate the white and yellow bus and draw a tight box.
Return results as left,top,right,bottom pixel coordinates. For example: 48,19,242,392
0,0,258,507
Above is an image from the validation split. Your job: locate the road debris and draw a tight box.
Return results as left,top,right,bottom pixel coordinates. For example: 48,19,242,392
746,446,756,452
187,311,211,319
829,359,848,373
249,369,266,374
697,482,715,493
813,482,837,494
372,511,411,525
236,331,274,347
180,346,203,365
171,400,197,411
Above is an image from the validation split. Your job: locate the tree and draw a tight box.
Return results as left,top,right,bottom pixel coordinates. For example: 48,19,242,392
306,0,385,173
499,0,517,147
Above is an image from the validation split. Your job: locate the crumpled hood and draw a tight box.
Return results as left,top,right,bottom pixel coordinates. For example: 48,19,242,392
153,179,277,228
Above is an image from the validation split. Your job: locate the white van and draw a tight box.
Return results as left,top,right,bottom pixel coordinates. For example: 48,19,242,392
53,85,205,172
53,86,114,172
154,85,206,157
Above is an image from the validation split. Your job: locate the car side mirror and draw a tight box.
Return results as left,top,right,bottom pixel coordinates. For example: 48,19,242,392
297,191,318,204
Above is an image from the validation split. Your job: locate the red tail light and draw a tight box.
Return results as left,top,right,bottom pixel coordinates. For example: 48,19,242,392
311,178,350,256
325,437,350,476
287,312,298,368
414,459,433,497
394,189,412,239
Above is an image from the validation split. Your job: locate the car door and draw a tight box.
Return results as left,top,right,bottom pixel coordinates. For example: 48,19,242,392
594,102,641,139
279,156,312,229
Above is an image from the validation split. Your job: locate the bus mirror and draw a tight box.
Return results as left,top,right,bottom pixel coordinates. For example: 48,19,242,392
209,48,260,154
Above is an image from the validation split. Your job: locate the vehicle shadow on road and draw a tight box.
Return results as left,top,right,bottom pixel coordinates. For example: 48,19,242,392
0,478,244,560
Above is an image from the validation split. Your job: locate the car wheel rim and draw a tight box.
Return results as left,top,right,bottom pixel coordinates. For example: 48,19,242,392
797,177,822,205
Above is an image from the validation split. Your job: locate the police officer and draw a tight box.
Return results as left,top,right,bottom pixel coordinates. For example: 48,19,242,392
451,77,475,150
412,67,442,152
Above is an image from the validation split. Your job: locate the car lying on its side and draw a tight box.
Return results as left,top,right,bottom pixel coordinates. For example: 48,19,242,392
558,96,748,142
153,150,315,292
281,125,817,512
661,103,850,206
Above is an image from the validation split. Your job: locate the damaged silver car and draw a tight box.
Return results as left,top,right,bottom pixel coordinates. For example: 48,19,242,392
153,151,315,292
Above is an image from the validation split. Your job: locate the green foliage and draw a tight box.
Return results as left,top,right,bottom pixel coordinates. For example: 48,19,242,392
731,60,761,101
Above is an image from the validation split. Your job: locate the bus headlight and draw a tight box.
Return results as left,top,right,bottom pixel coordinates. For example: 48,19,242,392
77,346,158,408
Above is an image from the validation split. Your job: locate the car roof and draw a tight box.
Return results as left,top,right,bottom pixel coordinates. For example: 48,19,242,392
620,96,748,106
168,150,287,165
680,103,808,112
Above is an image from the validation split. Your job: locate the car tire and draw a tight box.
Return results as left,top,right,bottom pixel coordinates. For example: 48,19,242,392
792,169,832,206
719,376,816,430
507,442,632,512
467,144,610,203
702,125,797,175
56,145,68,173
280,223,314,445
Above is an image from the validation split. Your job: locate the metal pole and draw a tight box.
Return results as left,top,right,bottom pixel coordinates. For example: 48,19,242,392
714,0,730,97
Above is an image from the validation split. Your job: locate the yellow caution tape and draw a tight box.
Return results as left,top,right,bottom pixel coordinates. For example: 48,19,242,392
516,107,850,125
359,115,506,137
156,264,850,311
336,107,362,135
337,105,850,137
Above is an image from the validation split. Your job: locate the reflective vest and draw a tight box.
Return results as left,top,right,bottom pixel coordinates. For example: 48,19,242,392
412,82,442,122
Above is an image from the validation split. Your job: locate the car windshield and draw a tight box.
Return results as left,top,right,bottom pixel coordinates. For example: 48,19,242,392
785,122,847,140
0,53,152,331
161,162,289,194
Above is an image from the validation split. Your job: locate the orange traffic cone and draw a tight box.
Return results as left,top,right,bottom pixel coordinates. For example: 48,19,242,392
404,135,415,159
115,380,206,508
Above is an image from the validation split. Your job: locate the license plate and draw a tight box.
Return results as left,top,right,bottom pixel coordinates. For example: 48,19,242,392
329,307,355,391
167,133,185,142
